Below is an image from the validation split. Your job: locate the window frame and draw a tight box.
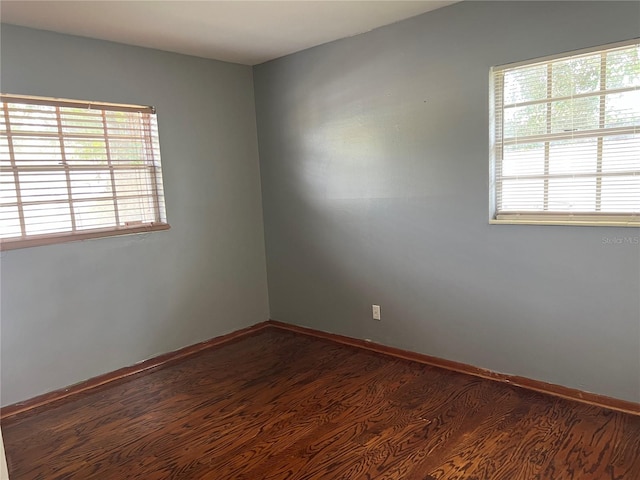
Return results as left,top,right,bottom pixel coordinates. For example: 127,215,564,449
0,94,170,250
489,39,640,227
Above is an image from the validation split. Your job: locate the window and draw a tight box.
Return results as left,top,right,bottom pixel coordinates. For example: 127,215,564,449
490,40,640,226
0,94,169,250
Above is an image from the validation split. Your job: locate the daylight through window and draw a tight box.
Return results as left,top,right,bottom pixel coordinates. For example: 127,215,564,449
491,40,640,226
0,94,169,250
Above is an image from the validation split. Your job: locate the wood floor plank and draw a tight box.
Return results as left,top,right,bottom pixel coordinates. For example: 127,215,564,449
3,328,639,479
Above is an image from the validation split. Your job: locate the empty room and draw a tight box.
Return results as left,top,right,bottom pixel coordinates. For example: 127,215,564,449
0,1,639,478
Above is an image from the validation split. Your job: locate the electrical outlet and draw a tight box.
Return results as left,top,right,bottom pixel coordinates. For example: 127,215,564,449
372,304,381,321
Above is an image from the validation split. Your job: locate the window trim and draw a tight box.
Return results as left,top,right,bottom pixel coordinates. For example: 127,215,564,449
0,222,170,251
489,38,640,227
0,94,170,250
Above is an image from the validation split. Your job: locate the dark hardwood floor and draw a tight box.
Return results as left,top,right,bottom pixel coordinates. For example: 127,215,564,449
3,327,640,479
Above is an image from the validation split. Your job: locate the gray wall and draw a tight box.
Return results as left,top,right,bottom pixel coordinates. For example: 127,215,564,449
254,1,640,402
0,25,269,406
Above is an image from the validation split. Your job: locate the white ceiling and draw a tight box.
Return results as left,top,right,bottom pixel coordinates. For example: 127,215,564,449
0,1,457,65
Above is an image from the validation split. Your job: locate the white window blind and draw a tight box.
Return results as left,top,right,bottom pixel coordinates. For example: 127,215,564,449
0,94,169,250
491,40,640,226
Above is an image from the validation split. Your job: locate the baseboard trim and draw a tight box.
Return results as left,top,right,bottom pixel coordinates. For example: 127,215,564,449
4,319,637,420
266,320,640,416
0,321,271,420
